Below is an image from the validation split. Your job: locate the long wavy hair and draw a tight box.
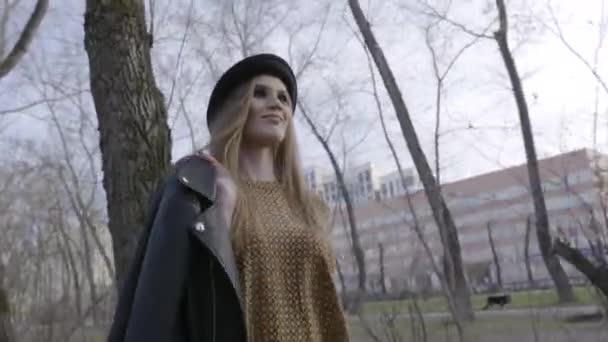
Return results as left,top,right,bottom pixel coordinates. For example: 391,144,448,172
204,78,324,252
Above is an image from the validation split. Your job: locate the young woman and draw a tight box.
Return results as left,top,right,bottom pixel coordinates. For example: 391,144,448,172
109,53,349,342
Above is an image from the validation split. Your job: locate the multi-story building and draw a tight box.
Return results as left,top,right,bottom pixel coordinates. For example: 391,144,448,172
379,168,422,200
303,166,325,194
304,162,387,206
327,149,608,295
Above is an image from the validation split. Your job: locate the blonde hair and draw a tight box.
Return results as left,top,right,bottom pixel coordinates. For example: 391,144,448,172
205,78,324,252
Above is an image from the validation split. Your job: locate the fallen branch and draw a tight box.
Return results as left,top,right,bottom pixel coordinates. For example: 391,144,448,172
553,237,608,299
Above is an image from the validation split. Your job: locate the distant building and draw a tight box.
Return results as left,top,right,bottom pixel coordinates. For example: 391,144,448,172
379,168,422,200
323,149,608,295
304,162,391,206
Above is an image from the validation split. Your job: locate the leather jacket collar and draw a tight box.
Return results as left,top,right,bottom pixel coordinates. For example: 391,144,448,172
176,155,243,307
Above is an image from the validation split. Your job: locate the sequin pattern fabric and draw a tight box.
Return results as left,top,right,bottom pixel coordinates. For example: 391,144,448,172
235,180,349,342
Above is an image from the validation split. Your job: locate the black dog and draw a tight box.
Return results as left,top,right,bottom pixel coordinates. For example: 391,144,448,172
482,294,511,310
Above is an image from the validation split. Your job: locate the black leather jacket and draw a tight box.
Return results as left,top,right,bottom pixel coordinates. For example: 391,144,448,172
108,156,245,342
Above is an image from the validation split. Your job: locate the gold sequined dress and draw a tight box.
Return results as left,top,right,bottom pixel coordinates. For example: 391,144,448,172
235,179,349,342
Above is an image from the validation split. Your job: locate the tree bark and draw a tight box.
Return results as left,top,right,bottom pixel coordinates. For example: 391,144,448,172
348,0,473,321
378,243,387,294
553,238,608,299
494,0,574,303
0,262,13,342
524,215,535,285
335,259,348,308
486,222,503,289
84,0,172,290
0,0,48,79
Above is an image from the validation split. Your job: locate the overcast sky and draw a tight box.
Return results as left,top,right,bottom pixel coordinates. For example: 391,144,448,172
2,0,607,184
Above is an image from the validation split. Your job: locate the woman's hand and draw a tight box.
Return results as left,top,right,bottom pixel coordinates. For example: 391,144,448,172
196,153,237,228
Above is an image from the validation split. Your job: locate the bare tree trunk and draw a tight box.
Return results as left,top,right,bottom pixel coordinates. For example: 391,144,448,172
300,105,366,292
335,258,348,309
348,0,473,321
51,199,84,318
494,0,574,303
76,209,99,323
378,243,387,295
486,222,503,289
524,215,535,285
0,262,13,342
588,212,607,266
433,79,442,186
358,30,465,334
84,0,172,290
412,299,427,342
57,233,82,318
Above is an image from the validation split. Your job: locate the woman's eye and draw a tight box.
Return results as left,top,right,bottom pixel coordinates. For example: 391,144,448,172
254,88,266,98
278,94,288,103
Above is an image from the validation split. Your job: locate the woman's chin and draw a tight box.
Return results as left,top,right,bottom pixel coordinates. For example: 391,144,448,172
244,133,285,148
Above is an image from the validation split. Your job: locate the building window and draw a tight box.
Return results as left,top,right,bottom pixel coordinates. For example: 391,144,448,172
389,182,394,197
366,170,371,181
381,184,387,196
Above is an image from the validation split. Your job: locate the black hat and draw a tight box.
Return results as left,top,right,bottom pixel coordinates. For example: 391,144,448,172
206,53,297,126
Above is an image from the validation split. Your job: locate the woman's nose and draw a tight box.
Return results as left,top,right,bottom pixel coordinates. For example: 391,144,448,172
267,93,281,108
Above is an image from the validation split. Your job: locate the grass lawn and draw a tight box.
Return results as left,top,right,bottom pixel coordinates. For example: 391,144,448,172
348,315,607,342
361,286,598,315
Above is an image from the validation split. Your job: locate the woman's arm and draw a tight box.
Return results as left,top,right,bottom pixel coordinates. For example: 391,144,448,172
121,175,201,341
108,177,167,342
109,156,218,342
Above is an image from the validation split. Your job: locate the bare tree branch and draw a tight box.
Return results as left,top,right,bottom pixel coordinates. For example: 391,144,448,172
166,0,194,112
178,91,198,152
0,89,87,116
539,1,608,97
592,0,608,148
416,0,494,39
554,237,608,298
0,0,49,79
289,4,330,79
148,0,156,41
494,0,575,302
0,0,21,58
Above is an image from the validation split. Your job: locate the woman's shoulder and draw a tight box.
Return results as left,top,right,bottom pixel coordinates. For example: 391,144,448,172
166,154,217,203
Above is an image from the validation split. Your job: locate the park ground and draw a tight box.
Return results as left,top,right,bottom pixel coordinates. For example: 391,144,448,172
70,287,606,342
349,286,607,341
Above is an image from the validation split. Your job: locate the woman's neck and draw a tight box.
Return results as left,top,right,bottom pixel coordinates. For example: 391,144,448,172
239,146,277,181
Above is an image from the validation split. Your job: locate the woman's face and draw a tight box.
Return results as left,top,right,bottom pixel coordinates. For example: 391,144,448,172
243,74,293,147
